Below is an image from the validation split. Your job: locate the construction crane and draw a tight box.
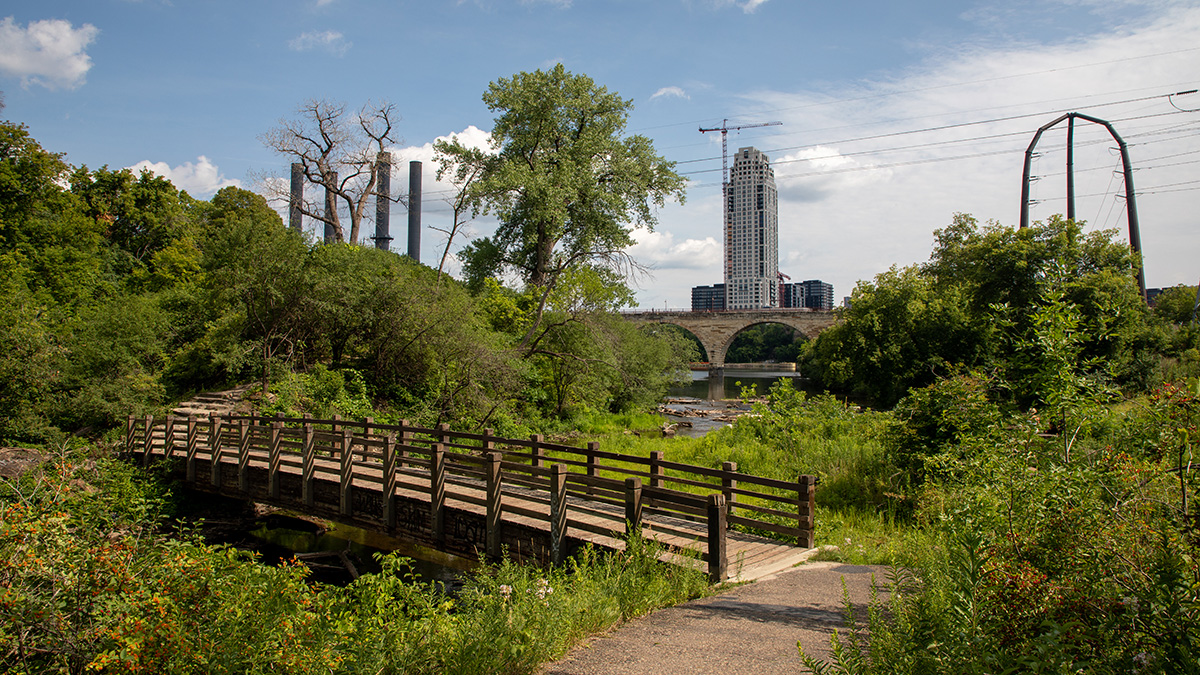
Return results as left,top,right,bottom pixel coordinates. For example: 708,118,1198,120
699,119,783,192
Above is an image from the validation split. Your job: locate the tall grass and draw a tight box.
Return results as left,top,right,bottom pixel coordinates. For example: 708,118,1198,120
585,382,930,565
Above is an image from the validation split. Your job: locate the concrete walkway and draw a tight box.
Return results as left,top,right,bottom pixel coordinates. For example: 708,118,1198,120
542,561,888,674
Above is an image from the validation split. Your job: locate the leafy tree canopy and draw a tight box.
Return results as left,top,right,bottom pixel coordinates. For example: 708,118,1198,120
439,65,686,344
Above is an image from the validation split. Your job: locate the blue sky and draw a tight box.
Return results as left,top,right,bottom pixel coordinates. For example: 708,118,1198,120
3,0,1199,307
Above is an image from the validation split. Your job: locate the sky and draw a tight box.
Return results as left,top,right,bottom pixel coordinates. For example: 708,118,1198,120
2,0,1199,309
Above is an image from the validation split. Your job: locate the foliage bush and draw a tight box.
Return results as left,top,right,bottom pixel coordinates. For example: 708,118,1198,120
0,448,708,674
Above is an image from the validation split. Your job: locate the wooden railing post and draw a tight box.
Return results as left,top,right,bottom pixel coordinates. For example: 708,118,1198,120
339,430,354,517
550,464,567,565
209,415,223,486
382,435,397,528
363,416,374,439
530,434,544,468
437,423,451,450
185,415,199,482
798,474,816,548
707,493,728,583
331,413,342,435
586,441,600,495
302,419,315,507
163,415,177,460
237,419,251,493
142,415,154,467
268,421,282,500
486,451,502,559
482,428,495,454
430,443,446,543
722,461,738,516
398,419,411,469
625,477,643,537
649,451,664,489
125,415,136,456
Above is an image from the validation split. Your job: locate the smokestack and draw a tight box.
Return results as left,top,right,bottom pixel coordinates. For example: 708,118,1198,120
289,163,304,232
373,152,392,251
407,160,422,262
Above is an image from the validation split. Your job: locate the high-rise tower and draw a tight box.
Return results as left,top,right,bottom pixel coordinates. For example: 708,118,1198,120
724,147,779,309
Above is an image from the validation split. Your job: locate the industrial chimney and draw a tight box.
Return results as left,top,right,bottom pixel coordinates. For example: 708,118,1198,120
407,160,422,262
373,152,392,251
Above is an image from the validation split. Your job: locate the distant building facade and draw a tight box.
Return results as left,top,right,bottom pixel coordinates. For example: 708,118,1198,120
780,283,804,309
724,147,779,309
799,279,834,311
691,283,727,311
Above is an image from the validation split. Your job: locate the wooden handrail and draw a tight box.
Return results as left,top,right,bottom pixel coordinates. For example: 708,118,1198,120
126,412,818,577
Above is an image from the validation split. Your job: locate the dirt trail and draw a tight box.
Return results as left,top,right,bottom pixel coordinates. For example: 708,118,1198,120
542,561,888,675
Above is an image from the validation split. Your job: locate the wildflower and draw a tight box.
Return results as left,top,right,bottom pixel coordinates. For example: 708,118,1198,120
498,584,512,600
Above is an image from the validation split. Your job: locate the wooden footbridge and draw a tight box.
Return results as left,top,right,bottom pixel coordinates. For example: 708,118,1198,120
125,413,816,582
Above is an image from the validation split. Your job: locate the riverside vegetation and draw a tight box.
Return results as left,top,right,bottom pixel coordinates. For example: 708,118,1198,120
3,68,1200,672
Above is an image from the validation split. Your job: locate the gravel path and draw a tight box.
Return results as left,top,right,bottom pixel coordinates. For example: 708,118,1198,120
541,561,888,675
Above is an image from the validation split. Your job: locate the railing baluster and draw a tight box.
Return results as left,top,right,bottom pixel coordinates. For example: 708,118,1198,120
486,451,502,559
268,421,282,499
586,441,600,495
142,415,153,467
649,450,664,489
722,461,738,516
382,435,397,528
185,415,199,482
625,477,643,536
339,430,353,517
431,443,446,543
302,419,315,507
551,464,567,565
164,415,176,460
125,415,136,456
209,415,223,486
530,433,543,468
398,419,411,469
707,493,728,583
798,474,816,548
237,419,251,493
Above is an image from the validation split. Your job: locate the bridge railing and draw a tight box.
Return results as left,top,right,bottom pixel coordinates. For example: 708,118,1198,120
126,412,816,581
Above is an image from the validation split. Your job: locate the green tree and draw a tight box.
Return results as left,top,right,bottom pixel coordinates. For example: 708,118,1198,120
70,165,198,279
438,65,686,347
202,212,312,394
1154,284,1199,326
803,215,1152,406
803,265,984,406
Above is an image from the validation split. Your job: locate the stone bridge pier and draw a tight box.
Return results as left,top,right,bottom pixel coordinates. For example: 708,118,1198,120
623,309,838,368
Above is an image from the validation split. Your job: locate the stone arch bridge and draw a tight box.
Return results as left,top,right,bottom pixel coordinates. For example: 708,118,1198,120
623,309,838,367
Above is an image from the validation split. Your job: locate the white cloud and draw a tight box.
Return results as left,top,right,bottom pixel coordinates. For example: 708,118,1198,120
740,0,769,13
128,156,240,197
0,17,98,90
650,86,689,101
628,228,721,270
288,30,352,57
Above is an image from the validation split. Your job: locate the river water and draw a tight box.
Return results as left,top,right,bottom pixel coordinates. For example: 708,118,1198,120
661,367,815,438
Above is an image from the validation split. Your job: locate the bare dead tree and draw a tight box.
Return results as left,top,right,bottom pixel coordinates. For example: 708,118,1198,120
260,99,400,244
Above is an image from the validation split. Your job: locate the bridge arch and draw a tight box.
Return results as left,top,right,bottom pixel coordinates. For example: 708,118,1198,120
623,310,838,367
